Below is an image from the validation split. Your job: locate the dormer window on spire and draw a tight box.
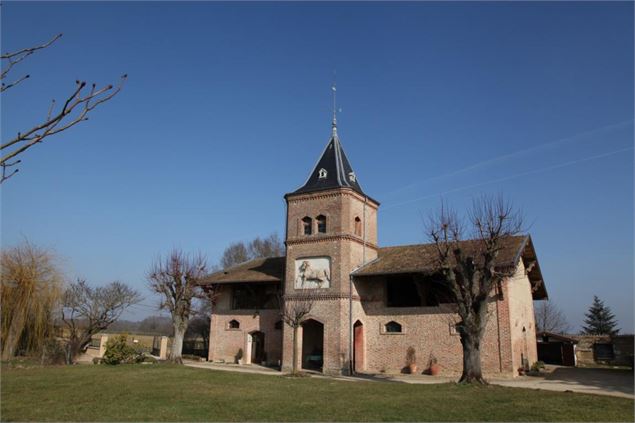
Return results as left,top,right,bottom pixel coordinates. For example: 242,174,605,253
348,172,356,182
318,168,328,179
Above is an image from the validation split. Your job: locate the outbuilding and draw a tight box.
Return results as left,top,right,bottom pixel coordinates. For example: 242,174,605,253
536,331,578,366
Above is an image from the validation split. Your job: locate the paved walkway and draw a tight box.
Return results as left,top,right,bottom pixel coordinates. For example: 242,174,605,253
184,361,283,376
355,367,634,399
490,367,634,399
185,361,634,399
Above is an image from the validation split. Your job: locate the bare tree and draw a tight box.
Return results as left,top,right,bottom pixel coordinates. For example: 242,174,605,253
61,279,141,364
147,250,207,364
535,301,571,334
248,233,284,258
1,33,126,183
279,292,314,375
220,233,284,269
220,242,250,269
427,195,523,384
1,241,63,360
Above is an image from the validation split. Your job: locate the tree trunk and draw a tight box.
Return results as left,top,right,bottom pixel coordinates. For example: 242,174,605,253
171,323,185,364
292,325,300,375
1,309,27,360
459,332,486,384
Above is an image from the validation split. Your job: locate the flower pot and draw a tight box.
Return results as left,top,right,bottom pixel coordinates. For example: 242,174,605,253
408,364,418,374
429,363,440,376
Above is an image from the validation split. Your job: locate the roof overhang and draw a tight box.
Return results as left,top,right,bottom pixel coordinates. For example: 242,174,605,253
199,256,285,286
351,235,548,300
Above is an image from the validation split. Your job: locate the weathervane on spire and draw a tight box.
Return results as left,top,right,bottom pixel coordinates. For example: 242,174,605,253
331,73,339,137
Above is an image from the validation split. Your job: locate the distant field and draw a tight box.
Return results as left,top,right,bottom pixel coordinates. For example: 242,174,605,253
1,364,633,422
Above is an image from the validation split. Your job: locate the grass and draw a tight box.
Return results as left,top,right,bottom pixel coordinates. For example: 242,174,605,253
1,363,633,422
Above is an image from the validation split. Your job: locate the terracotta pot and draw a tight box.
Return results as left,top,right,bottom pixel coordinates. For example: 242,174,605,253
408,364,418,374
429,363,440,376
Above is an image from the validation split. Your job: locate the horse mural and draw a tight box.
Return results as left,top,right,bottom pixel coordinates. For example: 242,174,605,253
296,260,330,287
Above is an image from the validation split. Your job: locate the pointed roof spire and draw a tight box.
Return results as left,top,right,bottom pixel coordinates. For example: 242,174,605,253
289,84,369,198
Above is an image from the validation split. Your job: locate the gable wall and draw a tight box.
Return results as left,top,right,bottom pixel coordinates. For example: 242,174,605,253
505,260,538,372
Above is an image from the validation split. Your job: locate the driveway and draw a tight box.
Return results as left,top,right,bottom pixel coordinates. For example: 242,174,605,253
490,366,634,399
186,361,633,399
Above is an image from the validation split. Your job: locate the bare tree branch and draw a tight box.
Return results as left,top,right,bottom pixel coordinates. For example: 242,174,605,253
1,33,62,87
1,33,126,183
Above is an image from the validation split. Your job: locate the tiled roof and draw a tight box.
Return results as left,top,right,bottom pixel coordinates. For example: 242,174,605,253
199,256,285,285
353,235,547,300
353,236,528,276
199,236,547,299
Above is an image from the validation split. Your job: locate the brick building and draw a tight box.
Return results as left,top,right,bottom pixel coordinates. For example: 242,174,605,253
201,115,548,377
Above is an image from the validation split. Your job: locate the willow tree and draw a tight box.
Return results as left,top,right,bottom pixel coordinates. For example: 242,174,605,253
1,241,63,360
427,196,523,384
147,250,207,364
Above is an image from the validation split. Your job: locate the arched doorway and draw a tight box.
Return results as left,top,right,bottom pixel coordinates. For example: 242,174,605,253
301,319,324,371
248,331,265,364
353,320,364,373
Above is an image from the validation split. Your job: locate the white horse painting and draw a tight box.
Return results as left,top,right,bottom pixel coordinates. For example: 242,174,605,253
295,258,331,288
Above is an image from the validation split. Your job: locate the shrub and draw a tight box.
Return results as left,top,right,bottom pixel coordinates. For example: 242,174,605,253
102,335,144,365
40,338,66,365
530,361,546,372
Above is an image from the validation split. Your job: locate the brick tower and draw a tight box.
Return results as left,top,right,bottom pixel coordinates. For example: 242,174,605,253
281,109,380,374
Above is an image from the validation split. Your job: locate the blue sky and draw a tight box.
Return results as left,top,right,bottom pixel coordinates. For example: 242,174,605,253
2,2,633,331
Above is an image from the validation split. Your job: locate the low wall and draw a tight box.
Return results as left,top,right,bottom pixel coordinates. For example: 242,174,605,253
570,334,634,366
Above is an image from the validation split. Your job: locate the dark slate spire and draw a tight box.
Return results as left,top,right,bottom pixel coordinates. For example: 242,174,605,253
291,119,366,197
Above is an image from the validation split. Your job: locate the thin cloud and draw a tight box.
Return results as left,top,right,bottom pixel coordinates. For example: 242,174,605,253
387,119,633,197
383,146,633,211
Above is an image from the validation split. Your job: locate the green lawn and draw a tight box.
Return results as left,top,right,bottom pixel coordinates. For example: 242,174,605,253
1,364,633,422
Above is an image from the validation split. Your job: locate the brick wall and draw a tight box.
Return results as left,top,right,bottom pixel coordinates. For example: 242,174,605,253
208,287,282,366
353,276,512,377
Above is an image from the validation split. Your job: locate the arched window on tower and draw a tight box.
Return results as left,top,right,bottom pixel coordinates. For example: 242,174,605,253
316,215,327,233
354,216,362,237
302,217,312,235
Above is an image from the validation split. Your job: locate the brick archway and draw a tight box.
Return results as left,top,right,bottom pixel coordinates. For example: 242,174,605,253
301,319,324,371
